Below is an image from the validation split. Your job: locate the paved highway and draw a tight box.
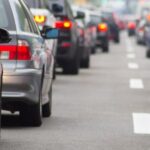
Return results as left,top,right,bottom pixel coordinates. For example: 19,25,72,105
1,32,150,150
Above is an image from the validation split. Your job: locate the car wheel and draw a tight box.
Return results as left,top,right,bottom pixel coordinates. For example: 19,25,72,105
80,57,90,68
63,56,79,75
20,72,43,127
91,46,96,54
42,86,52,117
146,49,150,58
114,35,120,43
53,62,56,80
20,101,42,127
102,45,109,53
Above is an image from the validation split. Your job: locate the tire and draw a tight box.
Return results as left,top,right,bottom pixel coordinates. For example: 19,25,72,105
80,57,90,68
42,86,52,117
63,56,80,75
114,35,120,43
146,49,150,58
136,39,140,45
20,102,42,127
102,45,109,53
53,62,56,80
91,46,96,54
20,71,43,127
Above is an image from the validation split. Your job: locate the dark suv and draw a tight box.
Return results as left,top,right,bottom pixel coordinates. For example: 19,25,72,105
46,0,82,74
101,11,120,43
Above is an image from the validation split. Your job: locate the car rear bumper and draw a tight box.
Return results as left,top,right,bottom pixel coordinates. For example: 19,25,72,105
96,34,108,47
2,69,42,111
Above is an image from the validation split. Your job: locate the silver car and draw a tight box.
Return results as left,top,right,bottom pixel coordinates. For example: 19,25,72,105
0,0,59,126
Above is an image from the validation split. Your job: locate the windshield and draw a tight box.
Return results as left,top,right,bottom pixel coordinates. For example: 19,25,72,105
102,12,113,19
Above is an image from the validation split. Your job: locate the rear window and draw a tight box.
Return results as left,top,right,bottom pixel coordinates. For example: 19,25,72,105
90,15,101,25
25,0,45,8
0,0,16,30
102,12,113,19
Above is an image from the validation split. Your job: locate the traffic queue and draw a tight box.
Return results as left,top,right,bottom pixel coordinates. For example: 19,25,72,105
0,0,122,127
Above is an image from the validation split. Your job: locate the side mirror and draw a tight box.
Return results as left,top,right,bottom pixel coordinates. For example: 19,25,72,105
75,11,85,19
43,28,59,39
52,3,63,13
0,28,11,43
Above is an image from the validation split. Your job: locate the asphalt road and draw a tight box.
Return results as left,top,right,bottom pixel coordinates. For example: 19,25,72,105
1,32,150,150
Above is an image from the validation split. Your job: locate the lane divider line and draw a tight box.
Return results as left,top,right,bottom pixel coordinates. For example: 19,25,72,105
127,53,136,59
128,62,139,69
129,79,144,89
133,113,150,134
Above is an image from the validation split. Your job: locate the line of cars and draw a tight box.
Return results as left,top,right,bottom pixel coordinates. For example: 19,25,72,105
0,0,122,127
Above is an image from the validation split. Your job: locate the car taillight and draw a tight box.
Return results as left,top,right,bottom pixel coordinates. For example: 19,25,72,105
138,27,144,32
0,40,31,60
17,40,31,60
98,23,108,32
0,45,16,60
34,15,47,24
55,21,72,29
128,22,136,29
61,42,72,48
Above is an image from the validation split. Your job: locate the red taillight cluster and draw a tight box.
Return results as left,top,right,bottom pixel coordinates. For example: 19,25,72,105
55,21,72,29
98,23,108,32
0,40,31,60
128,22,136,29
17,40,31,60
0,45,16,60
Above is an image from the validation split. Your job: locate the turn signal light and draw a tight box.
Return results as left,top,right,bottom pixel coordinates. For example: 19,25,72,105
34,15,47,24
55,21,72,29
98,23,108,32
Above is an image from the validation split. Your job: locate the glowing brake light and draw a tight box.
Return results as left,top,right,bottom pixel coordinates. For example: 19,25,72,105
55,21,72,29
128,22,136,29
34,15,47,24
98,23,108,32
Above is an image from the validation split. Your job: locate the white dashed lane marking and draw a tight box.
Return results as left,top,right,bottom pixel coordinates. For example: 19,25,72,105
133,113,150,134
128,63,139,69
127,53,136,59
129,79,144,89
126,46,134,53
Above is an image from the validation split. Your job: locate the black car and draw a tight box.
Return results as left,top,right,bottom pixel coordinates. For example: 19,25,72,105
101,11,120,43
46,0,83,74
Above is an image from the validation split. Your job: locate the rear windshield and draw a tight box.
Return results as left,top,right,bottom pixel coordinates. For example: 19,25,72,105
90,15,101,25
25,0,45,8
0,0,16,30
102,12,113,19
